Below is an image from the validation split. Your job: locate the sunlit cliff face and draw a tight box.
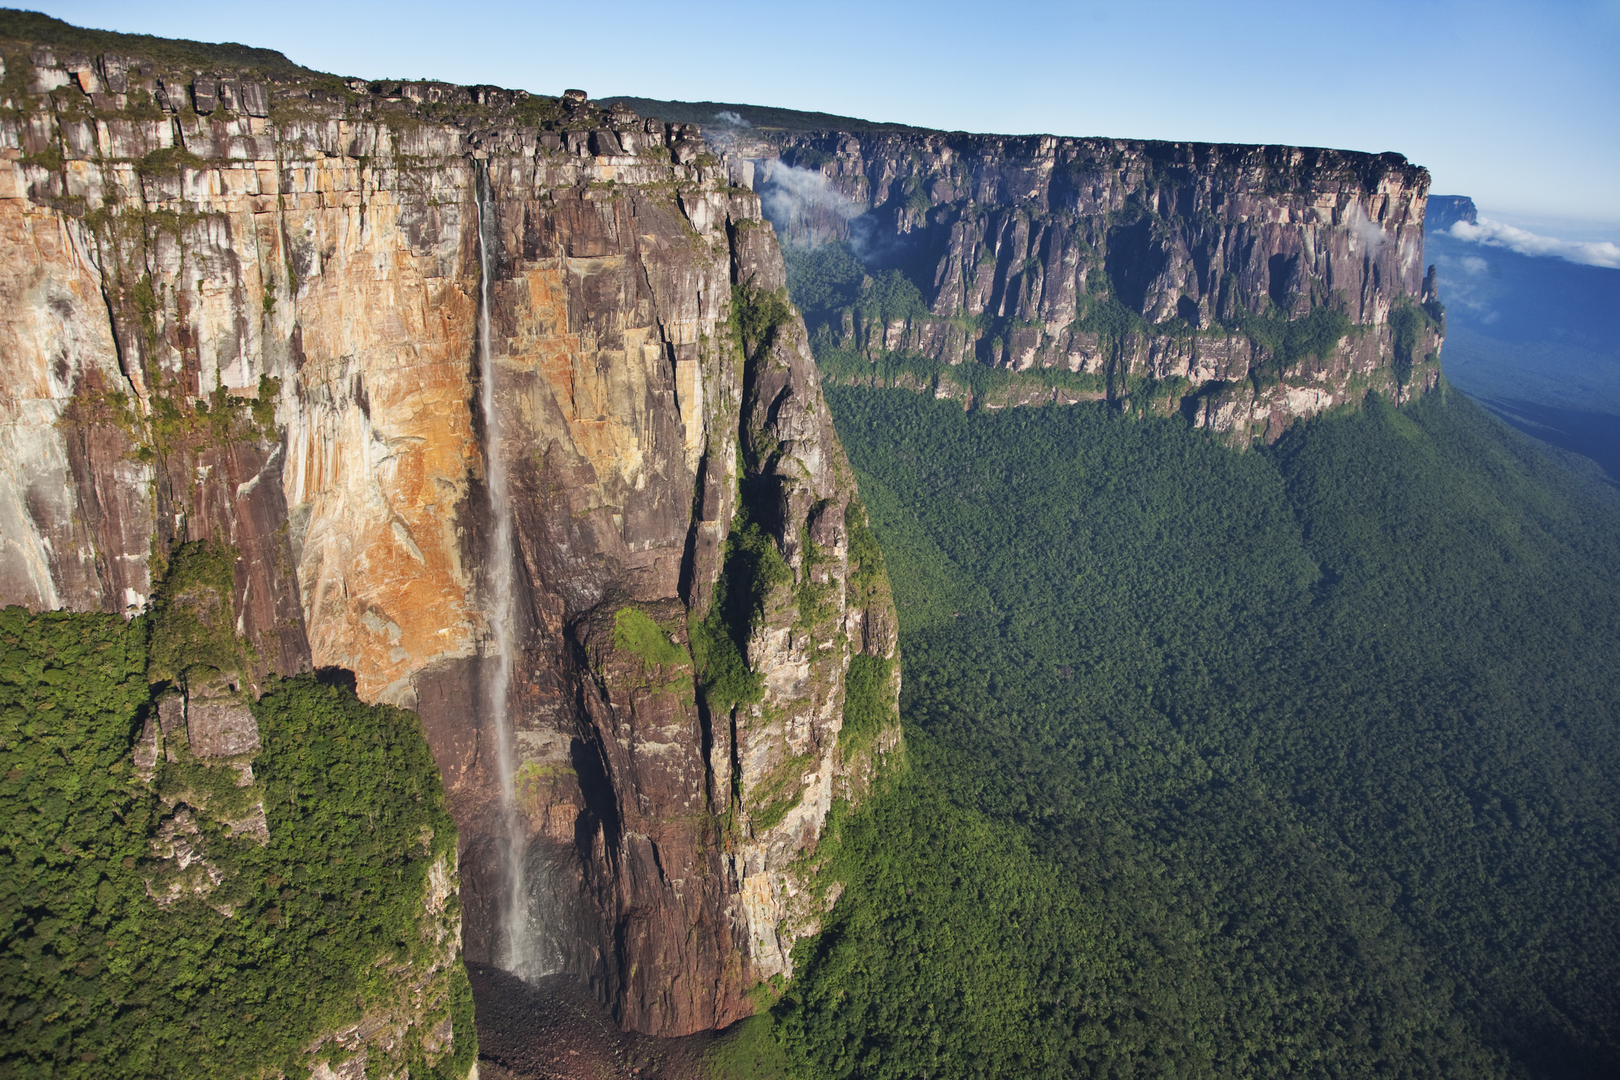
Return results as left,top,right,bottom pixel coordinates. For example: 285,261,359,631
0,47,899,1036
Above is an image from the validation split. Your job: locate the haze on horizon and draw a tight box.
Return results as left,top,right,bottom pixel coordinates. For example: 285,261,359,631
24,0,1620,233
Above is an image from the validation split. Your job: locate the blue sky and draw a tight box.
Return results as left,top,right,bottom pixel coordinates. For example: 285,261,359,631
30,0,1620,229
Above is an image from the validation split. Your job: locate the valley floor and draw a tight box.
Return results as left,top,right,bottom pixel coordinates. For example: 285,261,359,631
1469,395,1620,485
471,969,745,1080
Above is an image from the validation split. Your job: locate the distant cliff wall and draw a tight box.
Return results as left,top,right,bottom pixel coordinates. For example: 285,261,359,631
1424,194,1478,232
0,27,898,1038
725,129,1444,440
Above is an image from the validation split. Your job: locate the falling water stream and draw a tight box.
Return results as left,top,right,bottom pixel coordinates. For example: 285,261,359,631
475,163,536,978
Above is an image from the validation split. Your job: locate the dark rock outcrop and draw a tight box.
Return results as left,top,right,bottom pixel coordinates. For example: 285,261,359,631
1424,194,1479,232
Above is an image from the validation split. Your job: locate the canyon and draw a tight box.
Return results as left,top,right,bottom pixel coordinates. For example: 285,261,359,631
0,18,899,1068
0,14,1455,1076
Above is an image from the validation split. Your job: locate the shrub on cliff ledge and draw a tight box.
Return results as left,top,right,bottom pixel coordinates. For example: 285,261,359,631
1228,303,1352,371
690,515,788,721
730,284,796,364
612,606,688,671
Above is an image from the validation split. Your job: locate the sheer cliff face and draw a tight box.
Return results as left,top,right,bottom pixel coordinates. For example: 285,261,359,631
0,40,899,1037
730,131,1443,439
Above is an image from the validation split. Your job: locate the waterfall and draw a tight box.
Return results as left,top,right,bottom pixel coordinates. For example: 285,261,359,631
474,163,536,978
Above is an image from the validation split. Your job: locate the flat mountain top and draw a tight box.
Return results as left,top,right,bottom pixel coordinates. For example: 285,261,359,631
599,96,926,135
0,7,306,73
603,96,1416,174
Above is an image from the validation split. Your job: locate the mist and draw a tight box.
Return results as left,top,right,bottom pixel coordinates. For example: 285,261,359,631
1346,203,1389,257
1449,217,1620,270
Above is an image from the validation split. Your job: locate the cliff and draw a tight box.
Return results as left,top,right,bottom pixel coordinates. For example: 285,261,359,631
702,119,1445,440
1424,194,1478,232
0,13,899,1045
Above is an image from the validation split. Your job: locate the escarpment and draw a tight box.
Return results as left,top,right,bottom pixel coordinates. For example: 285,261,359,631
719,125,1445,440
0,19,900,1041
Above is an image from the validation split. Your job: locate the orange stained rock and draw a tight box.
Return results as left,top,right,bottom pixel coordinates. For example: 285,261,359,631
533,333,583,421
520,266,571,338
275,199,485,699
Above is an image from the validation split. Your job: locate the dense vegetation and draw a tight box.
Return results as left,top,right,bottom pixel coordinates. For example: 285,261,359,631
757,385,1620,1078
0,606,473,1078
0,10,305,74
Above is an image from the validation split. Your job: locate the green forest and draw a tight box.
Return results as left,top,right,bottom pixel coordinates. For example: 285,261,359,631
0,602,474,1078
741,383,1620,1079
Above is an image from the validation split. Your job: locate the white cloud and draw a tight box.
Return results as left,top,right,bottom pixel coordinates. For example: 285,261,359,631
713,110,750,128
1346,203,1388,256
759,163,860,228
1449,217,1620,269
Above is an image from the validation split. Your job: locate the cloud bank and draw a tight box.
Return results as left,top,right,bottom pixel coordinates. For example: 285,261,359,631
758,162,859,228
1449,218,1620,270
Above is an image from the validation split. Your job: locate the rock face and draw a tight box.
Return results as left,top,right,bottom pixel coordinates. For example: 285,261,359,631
726,129,1445,439
1424,194,1478,232
0,23,900,1038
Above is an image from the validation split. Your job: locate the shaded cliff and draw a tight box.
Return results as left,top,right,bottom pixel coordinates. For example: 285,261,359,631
1424,193,1478,232
644,107,1446,440
0,13,899,1042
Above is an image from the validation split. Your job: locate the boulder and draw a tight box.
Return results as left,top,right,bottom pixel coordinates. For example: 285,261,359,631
186,695,260,758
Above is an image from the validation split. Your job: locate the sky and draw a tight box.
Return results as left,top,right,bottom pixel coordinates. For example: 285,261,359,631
26,0,1620,230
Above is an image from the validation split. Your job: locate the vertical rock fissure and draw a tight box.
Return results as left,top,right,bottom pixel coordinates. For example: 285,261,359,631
475,162,538,979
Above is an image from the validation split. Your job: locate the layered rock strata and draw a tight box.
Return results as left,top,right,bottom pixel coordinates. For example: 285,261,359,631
0,27,899,1038
726,128,1444,439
